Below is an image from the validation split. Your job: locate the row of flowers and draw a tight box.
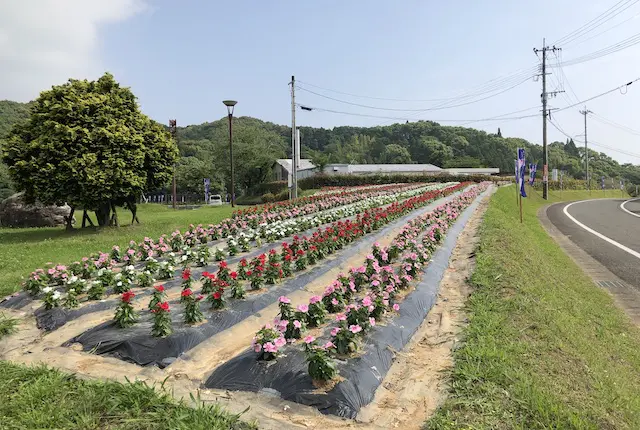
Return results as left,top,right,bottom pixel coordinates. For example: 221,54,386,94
20,183,437,296
74,181,476,340
26,183,462,312
251,183,488,383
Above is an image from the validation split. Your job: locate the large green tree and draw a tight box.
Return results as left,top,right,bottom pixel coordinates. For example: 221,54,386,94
2,73,178,228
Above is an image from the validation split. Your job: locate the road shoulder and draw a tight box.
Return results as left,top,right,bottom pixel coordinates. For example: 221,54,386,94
539,203,640,326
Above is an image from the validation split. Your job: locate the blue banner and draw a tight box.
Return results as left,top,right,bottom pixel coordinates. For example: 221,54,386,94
528,163,537,186
517,148,527,197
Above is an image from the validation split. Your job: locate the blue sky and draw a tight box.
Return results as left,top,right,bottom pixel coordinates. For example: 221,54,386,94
2,0,640,163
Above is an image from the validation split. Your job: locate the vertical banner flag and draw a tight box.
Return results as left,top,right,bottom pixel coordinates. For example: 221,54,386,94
515,159,519,185
620,179,624,191
601,176,605,190
518,148,527,197
529,163,537,185
204,178,210,203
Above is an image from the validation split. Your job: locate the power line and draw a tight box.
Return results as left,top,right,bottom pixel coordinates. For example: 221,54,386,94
296,73,534,112
295,65,539,103
553,0,639,46
554,31,640,67
566,11,640,48
590,113,640,135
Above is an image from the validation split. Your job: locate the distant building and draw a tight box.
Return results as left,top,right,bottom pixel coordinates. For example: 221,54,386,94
272,159,316,181
323,163,499,176
324,163,442,175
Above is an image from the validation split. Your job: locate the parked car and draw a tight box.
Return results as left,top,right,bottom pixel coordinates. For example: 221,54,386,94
208,194,223,205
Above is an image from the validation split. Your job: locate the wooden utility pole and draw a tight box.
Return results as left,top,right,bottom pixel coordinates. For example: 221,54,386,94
579,107,592,192
534,39,561,200
290,75,298,199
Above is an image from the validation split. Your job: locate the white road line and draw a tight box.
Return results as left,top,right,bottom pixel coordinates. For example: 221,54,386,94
620,198,640,218
563,200,640,260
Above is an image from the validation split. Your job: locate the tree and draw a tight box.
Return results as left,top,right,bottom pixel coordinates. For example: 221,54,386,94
564,138,580,157
2,73,178,228
381,144,412,164
497,127,502,138
175,156,224,195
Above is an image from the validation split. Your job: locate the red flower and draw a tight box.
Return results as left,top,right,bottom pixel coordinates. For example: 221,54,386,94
255,265,264,273
154,285,165,292
213,291,222,300
258,254,267,261
284,254,292,261
240,259,248,267
196,294,204,301
207,273,217,280
269,249,276,255
158,301,170,312
230,271,238,280
246,270,253,276
219,261,228,269
202,271,210,277
182,268,191,280
296,249,305,256
181,288,193,297
122,290,135,303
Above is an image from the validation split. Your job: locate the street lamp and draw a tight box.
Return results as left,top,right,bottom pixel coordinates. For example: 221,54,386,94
223,100,237,207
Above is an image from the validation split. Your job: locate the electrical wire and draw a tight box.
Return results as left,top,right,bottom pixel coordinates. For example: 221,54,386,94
590,113,640,135
565,11,640,49
295,65,539,103
553,0,639,46
296,73,534,112
554,32,640,67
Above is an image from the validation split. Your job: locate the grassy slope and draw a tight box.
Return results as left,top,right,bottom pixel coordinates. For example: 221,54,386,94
0,361,255,430
427,187,640,429
0,203,235,297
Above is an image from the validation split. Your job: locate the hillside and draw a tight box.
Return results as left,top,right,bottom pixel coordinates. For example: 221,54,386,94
2,100,640,197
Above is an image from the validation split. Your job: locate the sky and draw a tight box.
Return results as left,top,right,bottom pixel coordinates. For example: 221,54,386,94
1,0,639,164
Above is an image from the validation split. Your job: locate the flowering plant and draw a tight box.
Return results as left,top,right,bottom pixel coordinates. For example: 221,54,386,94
151,301,172,337
137,270,155,289
42,286,61,310
229,272,245,299
208,287,226,310
264,262,281,285
180,267,193,294
253,324,286,361
331,323,359,355
248,267,264,290
87,279,106,300
294,249,307,271
214,248,226,261
148,285,166,310
63,287,79,308
182,289,204,324
110,245,122,262
237,259,248,279
307,295,327,327
144,257,160,274
304,336,338,382
196,245,210,267
158,261,175,280
200,272,216,294
23,270,47,296
217,261,232,283
113,273,132,294
114,291,137,328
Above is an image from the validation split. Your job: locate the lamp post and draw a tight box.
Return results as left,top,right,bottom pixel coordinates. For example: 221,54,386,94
169,119,177,209
223,100,237,207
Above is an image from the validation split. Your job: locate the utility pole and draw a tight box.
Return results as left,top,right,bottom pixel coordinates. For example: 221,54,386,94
534,39,562,200
579,107,592,191
169,119,177,209
290,75,298,199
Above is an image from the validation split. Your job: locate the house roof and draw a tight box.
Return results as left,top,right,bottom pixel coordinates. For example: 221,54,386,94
274,159,316,172
327,164,443,173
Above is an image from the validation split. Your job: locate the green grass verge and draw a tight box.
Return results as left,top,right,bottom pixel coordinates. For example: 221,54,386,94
0,361,255,429
0,204,236,297
427,187,640,429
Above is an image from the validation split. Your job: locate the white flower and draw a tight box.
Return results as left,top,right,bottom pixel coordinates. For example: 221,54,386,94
126,265,135,272
52,291,61,300
117,281,123,287
68,275,78,284
181,255,188,261
42,286,53,294
114,273,122,280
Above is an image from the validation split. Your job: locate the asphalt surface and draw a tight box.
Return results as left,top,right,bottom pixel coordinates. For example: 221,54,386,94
547,198,640,289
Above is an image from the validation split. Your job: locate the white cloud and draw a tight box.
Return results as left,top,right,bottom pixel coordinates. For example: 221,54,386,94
0,0,146,101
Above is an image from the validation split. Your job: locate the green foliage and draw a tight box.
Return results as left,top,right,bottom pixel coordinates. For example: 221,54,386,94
297,173,500,189
1,74,178,225
0,100,32,138
175,156,224,195
0,312,18,340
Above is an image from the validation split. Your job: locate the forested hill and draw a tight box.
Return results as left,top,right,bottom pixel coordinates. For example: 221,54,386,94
2,100,640,197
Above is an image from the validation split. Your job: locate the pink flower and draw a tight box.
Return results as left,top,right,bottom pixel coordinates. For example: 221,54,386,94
324,285,335,295
47,268,55,275
293,320,302,329
323,341,336,349
331,327,340,336
357,266,366,274
368,305,375,313
335,313,346,321
362,296,372,307
304,335,316,344
297,304,309,313
371,280,380,287
263,342,277,353
277,319,288,331
309,295,321,304
254,343,262,353
274,337,287,348
386,285,395,293
278,295,291,304
383,299,389,307
393,303,400,311
369,317,376,327
331,298,339,305
349,324,362,334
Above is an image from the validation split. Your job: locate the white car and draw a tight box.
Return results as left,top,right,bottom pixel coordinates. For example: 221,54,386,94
208,194,223,206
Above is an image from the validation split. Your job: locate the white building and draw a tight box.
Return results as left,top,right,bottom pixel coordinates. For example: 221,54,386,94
323,163,499,176
272,159,317,181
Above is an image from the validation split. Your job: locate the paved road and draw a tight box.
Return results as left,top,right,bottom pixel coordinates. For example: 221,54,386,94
546,198,640,289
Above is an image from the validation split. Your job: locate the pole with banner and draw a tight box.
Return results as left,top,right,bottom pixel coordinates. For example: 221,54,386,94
515,159,519,205
204,178,210,204
601,176,606,197
517,148,527,223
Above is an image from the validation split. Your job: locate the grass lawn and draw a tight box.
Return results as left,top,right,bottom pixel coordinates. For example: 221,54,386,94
0,361,255,430
0,203,236,297
427,187,640,429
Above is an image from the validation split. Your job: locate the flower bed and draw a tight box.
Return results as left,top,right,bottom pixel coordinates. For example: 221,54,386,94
203,184,490,417
62,184,470,366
